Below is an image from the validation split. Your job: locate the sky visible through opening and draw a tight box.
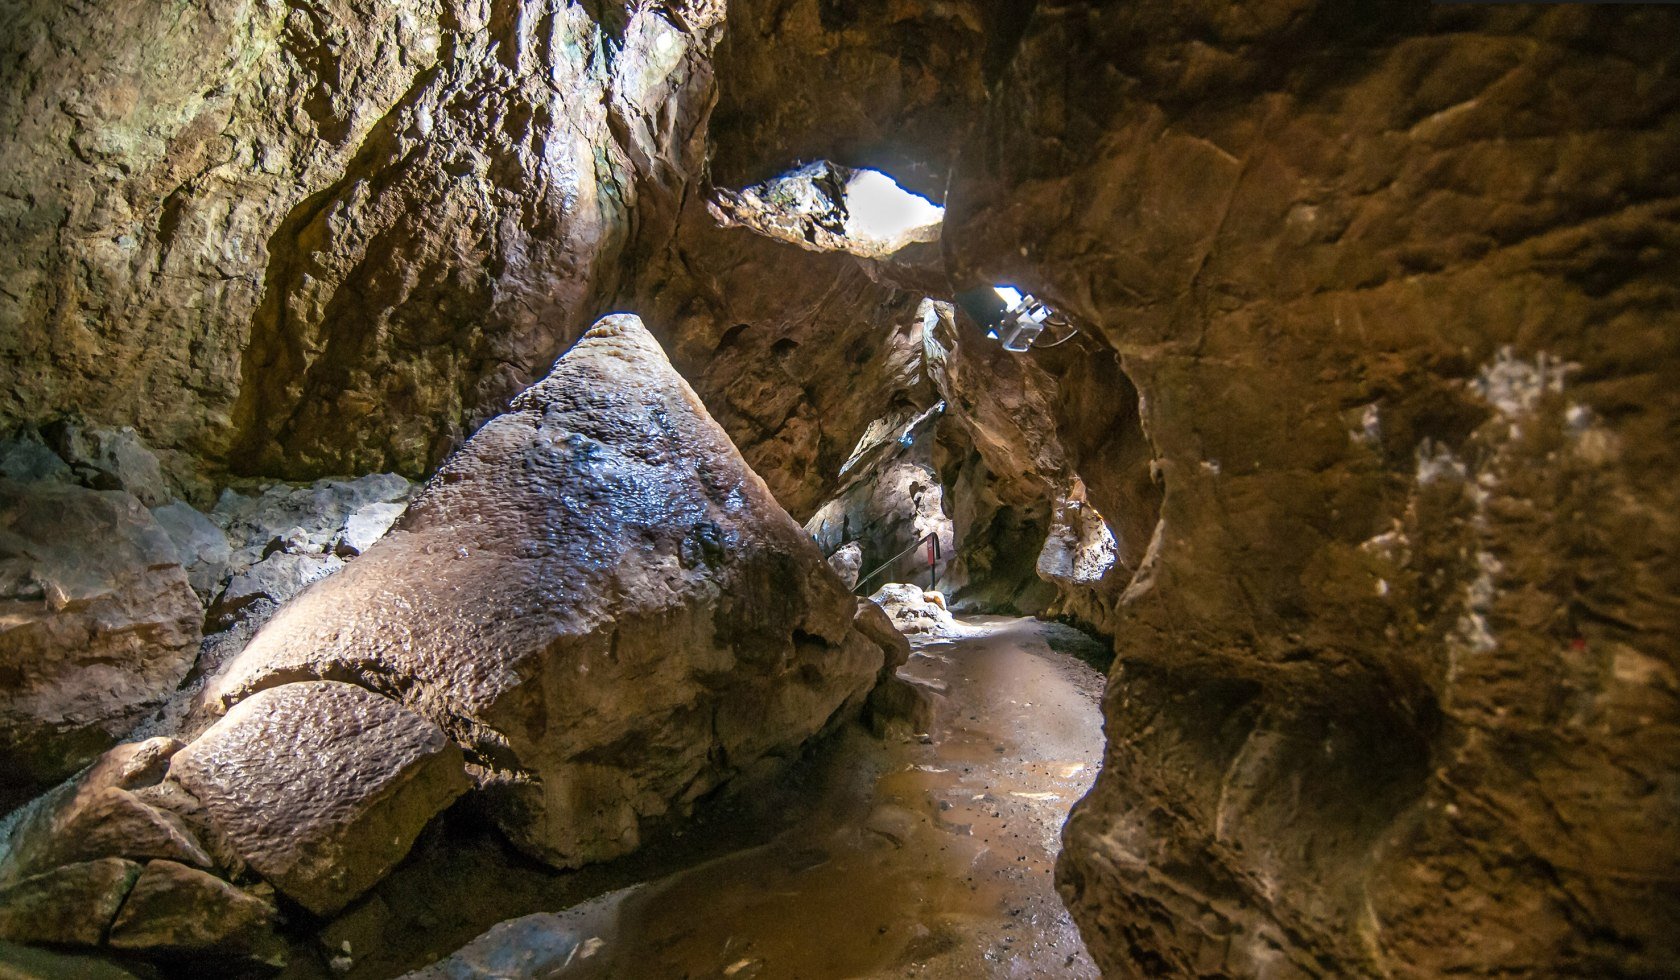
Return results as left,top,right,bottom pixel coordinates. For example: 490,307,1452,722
843,170,945,250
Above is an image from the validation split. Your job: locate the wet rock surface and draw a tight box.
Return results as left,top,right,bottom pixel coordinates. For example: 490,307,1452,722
207,315,892,871
403,616,1103,980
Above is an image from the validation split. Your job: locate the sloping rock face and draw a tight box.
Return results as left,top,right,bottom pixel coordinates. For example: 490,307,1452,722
207,315,889,868
0,0,724,483
0,481,201,805
169,681,469,916
939,4,1680,977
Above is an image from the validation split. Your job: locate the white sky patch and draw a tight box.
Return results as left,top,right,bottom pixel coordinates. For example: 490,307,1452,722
842,170,945,250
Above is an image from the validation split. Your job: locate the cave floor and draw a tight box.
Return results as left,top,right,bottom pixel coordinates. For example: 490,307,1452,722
406,615,1105,979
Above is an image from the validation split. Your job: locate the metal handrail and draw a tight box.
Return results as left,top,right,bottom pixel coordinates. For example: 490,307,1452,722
855,531,943,594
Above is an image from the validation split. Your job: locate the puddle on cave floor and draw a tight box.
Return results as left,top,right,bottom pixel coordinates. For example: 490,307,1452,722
329,617,1105,980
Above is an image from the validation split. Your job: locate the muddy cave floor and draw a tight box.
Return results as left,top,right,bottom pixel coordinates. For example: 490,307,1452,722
284,616,1107,980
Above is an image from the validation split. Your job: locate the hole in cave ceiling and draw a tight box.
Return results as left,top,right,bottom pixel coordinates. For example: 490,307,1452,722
709,161,944,259
952,284,1077,353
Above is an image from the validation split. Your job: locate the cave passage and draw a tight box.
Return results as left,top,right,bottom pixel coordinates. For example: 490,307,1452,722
413,616,1108,978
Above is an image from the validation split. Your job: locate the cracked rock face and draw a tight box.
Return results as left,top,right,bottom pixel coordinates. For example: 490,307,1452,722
207,314,891,869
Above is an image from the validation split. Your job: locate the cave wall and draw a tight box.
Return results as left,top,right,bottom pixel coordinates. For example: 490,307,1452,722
3,0,1677,976
1,0,727,485
943,3,1680,975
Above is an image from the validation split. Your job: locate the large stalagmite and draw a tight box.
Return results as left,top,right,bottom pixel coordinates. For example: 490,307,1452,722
206,314,890,868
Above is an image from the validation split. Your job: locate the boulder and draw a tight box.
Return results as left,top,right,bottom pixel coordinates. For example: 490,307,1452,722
332,501,409,557
0,858,140,946
206,315,894,869
42,423,171,507
106,860,282,964
166,681,468,916
0,482,201,805
0,786,211,886
206,551,344,632
211,474,413,562
0,430,72,485
150,501,233,599
869,583,958,636
826,541,863,590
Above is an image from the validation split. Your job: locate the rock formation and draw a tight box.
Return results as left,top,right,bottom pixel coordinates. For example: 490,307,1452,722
206,314,893,869
937,5,1680,977
0,0,1675,976
0,482,200,806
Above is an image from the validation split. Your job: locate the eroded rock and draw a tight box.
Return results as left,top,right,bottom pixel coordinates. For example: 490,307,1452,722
206,315,892,870
0,858,140,946
167,681,468,916
827,541,863,590
870,584,958,637
0,482,201,804
106,859,282,963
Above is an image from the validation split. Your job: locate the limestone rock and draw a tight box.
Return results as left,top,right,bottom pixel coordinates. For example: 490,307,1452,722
1035,491,1119,588
150,501,233,599
166,681,468,916
0,481,201,805
107,860,281,963
206,551,345,632
940,4,1680,975
212,474,413,568
43,423,172,507
206,315,891,870
0,430,71,485
333,501,408,557
869,584,958,637
827,541,863,590
0,939,142,979
0,786,211,886
0,858,140,946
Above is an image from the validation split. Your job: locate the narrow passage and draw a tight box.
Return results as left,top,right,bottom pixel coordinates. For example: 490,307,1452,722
415,616,1106,979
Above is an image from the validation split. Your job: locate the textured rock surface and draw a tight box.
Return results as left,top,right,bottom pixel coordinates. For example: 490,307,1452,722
106,859,280,961
827,542,863,591
0,482,201,804
168,681,467,916
150,501,233,599
207,315,891,870
0,0,727,485
0,858,140,946
938,4,1680,976
870,584,958,638
2,0,1675,974
0,785,211,886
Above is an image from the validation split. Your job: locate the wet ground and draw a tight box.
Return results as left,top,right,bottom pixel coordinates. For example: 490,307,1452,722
394,616,1106,980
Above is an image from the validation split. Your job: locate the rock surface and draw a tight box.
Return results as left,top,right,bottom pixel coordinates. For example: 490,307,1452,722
869,584,958,638
939,4,1680,976
168,681,468,916
206,315,893,870
106,859,280,961
826,542,863,591
0,481,201,805
0,858,140,946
